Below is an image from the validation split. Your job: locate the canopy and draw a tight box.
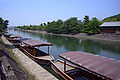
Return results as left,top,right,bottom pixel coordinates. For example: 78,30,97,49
19,38,52,47
59,51,120,80
10,35,22,38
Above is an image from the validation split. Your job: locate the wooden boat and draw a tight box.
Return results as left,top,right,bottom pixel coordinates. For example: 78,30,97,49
3,33,14,38
19,38,54,64
6,35,22,47
57,51,120,80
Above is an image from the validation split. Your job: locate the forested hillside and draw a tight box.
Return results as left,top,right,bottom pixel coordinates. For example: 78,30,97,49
103,14,120,22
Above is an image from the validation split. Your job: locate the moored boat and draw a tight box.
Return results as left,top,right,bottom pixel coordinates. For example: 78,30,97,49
5,34,22,47
19,38,54,64
3,33,14,38
57,51,120,80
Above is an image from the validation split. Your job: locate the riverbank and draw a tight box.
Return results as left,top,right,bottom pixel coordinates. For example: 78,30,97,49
24,30,120,42
11,28,120,42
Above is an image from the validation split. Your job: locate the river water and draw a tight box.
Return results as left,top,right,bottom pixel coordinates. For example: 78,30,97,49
8,29,120,60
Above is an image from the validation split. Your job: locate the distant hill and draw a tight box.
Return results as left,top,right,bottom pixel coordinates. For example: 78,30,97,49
103,14,120,22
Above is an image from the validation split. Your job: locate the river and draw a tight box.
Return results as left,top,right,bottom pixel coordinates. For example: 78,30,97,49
8,29,120,60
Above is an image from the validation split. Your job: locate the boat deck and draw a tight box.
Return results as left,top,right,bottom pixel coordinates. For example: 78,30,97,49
54,60,75,72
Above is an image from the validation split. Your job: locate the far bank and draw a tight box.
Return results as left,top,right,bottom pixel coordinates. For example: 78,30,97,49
10,27,120,43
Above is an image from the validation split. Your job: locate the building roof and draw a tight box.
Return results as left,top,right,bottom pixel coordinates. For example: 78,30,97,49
100,21,120,27
19,38,52,47
59,51,120,80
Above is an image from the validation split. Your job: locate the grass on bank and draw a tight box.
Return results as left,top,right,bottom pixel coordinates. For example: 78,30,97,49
0,36,35,80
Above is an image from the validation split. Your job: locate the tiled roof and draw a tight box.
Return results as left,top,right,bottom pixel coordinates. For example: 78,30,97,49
100,21,120,27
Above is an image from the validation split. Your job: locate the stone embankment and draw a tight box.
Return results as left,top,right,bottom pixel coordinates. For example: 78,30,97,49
0,39,31,80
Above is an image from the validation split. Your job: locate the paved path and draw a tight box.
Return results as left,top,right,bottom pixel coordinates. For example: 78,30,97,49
2,36,57,80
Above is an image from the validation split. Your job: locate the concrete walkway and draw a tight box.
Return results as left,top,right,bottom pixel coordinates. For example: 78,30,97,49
2,36,58,80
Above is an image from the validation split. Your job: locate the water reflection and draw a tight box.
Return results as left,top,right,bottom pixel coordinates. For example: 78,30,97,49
8,29,120,60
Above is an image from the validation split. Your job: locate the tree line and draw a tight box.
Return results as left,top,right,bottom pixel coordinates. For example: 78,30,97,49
18,15,103,34
0,17,9,34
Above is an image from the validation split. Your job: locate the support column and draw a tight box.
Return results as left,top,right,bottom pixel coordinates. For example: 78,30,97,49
48,46,49,54
64,60,66,73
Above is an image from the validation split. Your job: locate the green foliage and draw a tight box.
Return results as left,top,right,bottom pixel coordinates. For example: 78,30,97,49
62,17,80,34
0,17,9,33
46,19,63,34
83,15,90,25
19,15,102,34
85,17,103,34
103,14,120,22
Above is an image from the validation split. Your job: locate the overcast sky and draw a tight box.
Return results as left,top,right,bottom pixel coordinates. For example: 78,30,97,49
0,0,120,26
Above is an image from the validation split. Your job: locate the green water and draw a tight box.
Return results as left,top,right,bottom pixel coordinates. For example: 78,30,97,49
8,29,120,60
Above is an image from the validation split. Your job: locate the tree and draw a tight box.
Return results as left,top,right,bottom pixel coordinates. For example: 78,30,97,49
43,23,46,26
46,19,63,34
3,20,9,29
83,15,90,33
0,17,3,24
62,17,80,34
86,17,102,34
83,15,89,25
0,17,9,33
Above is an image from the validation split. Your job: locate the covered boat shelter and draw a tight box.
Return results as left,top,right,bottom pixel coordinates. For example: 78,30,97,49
19,38,52,54
59,51,120,80
7,35,22,47
19,38,54,64
8,35,22,42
